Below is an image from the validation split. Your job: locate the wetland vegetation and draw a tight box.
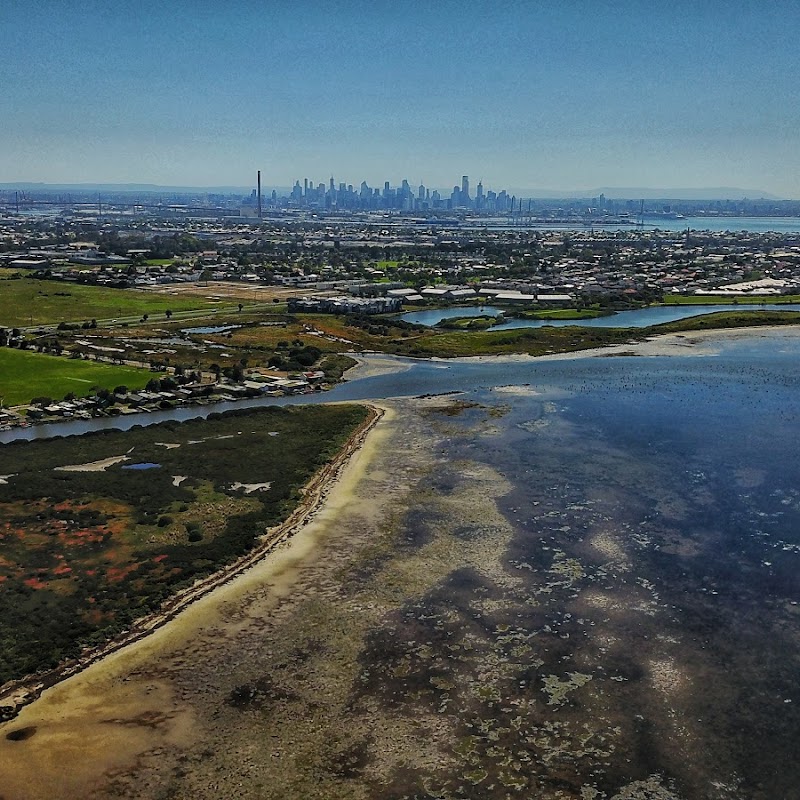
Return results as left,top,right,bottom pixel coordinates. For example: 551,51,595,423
0,403,368,690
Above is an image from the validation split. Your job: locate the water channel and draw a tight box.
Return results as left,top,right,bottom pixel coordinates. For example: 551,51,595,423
400,303,800,329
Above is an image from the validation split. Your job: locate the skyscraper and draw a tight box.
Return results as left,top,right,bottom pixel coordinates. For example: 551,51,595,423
461,175,470,201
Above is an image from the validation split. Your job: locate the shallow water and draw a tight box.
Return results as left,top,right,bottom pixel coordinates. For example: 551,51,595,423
364,341,800,797
2,332,800,798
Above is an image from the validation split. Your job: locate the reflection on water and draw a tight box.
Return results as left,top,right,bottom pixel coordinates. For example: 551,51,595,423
401,303,800,329
358,340,800,797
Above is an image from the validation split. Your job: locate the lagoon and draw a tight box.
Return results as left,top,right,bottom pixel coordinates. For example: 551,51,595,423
401,303,800,329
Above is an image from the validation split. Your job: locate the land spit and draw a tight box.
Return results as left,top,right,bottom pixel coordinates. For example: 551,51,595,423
0,389,698,800
0,403,384,724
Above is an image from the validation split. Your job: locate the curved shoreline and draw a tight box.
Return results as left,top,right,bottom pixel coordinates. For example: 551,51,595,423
0,402,384,723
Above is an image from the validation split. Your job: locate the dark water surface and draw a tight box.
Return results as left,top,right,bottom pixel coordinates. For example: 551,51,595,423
359,337,800,798
401,303,800,329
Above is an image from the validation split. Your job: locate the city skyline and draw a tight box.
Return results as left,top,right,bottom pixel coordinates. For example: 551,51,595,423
2,1,799,197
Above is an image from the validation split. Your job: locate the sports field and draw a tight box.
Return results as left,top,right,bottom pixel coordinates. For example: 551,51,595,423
0,347,151,406
0,277,216,327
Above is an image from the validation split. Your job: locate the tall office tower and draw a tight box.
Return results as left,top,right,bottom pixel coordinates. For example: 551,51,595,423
383,181,391,198
329,176,335,193
418,183,425,200
400,179,411,209
461,175,470,201
476,180,484,210
304,178,308,196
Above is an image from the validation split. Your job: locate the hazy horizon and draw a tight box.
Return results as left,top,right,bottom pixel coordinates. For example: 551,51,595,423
0,181,786,202
2,1,798,197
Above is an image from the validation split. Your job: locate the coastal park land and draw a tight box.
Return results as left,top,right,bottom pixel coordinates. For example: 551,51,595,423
208,306,800,360
0,348,151,406
5,272,800,411
662,291,800,304
0,288,800,405
0,275,217,328
0,402,370,709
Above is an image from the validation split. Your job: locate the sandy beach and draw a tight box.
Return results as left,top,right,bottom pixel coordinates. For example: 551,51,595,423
453,324,800,364
0,404,388,799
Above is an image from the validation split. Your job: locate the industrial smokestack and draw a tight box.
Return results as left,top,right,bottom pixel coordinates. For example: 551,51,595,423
257,170,262,219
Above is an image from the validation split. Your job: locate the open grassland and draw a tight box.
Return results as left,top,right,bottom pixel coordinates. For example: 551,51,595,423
377,309,800,358
513,307,610,319
0,348,151,406
0,404,369,687
218,317,344,354
662,292,800,305
0,277,216,327
655,309,800,332
390,324,634,357
202,312,415,356
214,308,800,361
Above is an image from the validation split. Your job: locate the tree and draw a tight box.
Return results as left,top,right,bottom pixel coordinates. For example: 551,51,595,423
238,303,243,313
165,309,173,320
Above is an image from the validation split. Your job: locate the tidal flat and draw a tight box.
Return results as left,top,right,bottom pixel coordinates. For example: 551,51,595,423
1,331,800,799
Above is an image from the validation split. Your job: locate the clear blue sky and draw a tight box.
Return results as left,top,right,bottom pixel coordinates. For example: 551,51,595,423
1,0,798,197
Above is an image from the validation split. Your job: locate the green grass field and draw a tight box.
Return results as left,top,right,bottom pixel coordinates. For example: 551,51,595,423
0,348,151,406
662,293,800,305
0,277,215,327
514,308,609,320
